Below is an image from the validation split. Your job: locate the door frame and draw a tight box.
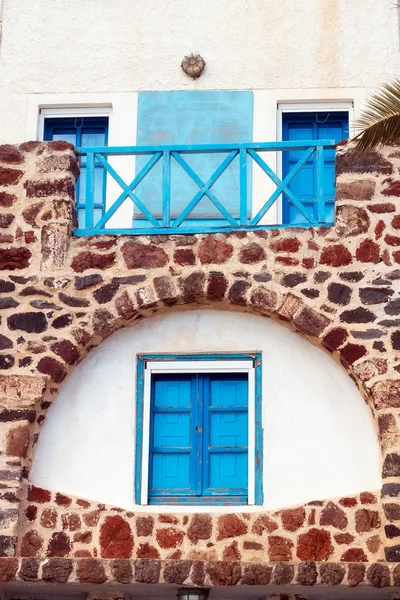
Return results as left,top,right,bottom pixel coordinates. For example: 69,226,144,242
276,101,354,224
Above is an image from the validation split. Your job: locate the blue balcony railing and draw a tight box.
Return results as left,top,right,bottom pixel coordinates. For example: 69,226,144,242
74,140,336,236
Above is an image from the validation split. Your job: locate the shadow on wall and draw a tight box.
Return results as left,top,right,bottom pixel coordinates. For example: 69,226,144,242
30,309,380,512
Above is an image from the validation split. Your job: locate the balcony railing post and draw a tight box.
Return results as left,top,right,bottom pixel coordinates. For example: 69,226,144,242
162,150,171,228
239,149,247,226
85,152,95,229
315,146,325,224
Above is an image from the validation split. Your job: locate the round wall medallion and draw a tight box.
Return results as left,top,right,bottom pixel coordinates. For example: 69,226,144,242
181,54,206,79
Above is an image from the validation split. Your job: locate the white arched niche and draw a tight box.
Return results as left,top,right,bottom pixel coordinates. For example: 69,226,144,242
31,309,381,512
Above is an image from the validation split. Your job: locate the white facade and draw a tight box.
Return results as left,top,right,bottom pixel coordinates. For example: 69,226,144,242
31,310,381,513
0,0,399,145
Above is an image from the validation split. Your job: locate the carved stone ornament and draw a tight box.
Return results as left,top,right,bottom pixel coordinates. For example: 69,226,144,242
181,54,206,79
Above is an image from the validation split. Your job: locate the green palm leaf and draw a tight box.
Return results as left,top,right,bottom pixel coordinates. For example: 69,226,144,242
353,79,400,150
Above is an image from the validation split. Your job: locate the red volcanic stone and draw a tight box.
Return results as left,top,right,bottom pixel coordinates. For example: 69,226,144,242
198,236,233,264
334,533,355,544
21,530,43,557
111,558,133,583
320,502,348,530
293,307,331,337
77,558,107,583
121,241,168,269
192,560,205,586
356,240,380,263
47,532,71,557
18,557,39,581
382,180,400,197
42,557,73,583
115,290,135,320
25,506,37,522
0,557,18,582
336,148,393,175
336,178,376,201
348,563,366,586
27,485,51,503
372,380,400,409
41,508,57,529
355,509,381,533
336,205,370,236
322,327,348,352
0,192,16,207
366,535,381,553
385,234,400,246
242,563,272,585
37,357,66,383
270,237,301,252
320,563,345,585
179,271,205,303
207,272,228,301
250,287,277,312
217,514,247,540
136,543,159,558
368,203,396,213
187,513,212,542
22,202,44,227
375,220,385,240
153,276,176,306
56,492,72,506
0,248,31,270
239,243,266,264
339,497,357,507
392,215,400,229
100,515,133,558
366,563,390,588
50,340,80,365
158,514,178,524
243,541,263,550
222,541,241,561
275,256,299,266
24,178,74,199
73,532,92,543
340,343,367,367
156,527,184,549
252,515,278,535
0,214,14,228
341,548,368,562
134,558,161,584
163,560,192,585
0,145,23,164
360,492,377,505
136,516,154,537
320,244,352,267
268,535,293,561
271,562,294,584
173,248,196,266
302,257,315,269
62,513,81,532
71,251,116,273
280,507,306,532
297,529,334,561
206,561,242,586
0,166,23,186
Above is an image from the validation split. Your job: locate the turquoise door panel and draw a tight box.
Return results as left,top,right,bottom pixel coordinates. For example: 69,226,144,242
148,372,249,502
136,91,253,227
282,112,348,225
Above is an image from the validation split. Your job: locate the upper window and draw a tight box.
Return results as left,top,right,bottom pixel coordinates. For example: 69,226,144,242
43,116,109,228
136,355,263,506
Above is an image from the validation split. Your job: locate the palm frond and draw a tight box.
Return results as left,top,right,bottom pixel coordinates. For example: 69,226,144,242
353,79,400,150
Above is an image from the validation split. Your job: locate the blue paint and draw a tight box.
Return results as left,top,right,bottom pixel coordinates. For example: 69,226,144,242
135,353,263,506
135,91,253,227
282,111,349,225
76,139,335,236
44,117,108,228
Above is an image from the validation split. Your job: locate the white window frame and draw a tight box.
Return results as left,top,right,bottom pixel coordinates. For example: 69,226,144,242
140,359,256,506
38,106,112,142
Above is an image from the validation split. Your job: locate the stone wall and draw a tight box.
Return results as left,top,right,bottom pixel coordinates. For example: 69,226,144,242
0,140,399,591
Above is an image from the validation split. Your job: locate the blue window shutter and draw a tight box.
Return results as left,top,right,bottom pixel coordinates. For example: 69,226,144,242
149,375,196,496
203,374,248,496
282,112,349,225
43,117,109,227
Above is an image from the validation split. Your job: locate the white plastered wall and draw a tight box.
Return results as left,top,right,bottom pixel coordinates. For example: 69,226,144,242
30,310,381,513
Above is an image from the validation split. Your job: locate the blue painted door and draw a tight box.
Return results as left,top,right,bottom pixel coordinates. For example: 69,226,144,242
148,373,248,504
282,112,349,225
43,117,109,227
135,91,253,228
